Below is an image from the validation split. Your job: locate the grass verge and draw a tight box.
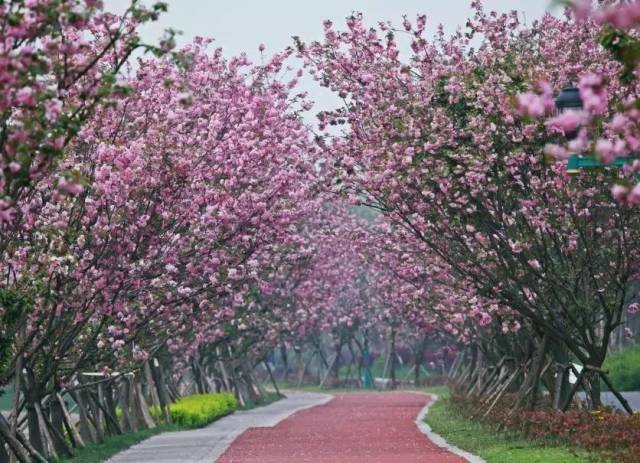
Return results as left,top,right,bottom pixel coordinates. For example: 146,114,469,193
423,387,594,463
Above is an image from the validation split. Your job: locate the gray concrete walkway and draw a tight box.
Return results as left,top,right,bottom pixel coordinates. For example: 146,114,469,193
107,391,332,463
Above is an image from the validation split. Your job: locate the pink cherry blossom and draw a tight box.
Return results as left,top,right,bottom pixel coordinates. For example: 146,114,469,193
546,110,587,136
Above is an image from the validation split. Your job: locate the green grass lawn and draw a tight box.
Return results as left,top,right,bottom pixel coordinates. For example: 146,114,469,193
604,343,640,391
423,387,595,463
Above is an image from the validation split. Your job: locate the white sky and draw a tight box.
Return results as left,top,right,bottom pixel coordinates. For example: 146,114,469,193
104,1,559,124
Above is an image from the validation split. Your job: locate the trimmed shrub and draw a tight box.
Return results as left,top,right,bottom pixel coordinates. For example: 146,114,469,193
168,393,237,428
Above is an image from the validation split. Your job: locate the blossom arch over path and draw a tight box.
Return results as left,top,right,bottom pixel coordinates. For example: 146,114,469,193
217,392,474,463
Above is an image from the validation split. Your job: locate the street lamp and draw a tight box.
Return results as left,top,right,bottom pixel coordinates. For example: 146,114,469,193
554,86,639,173
555,86,583,115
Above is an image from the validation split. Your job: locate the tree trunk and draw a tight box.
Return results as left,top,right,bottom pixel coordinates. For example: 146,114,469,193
143,362,161,408
295,347,305,386
216,348,232,392
389,329,397,390
526,333,550,410
331,341,344,380
585,369,602,409
118,376,139,433
550,340,571,409
133,377,156,429
414,341,424,387
25,399,46,458
552,364,570,410
150,359,172,423
280,344,289,383
49,394,66,452
192,356,206,395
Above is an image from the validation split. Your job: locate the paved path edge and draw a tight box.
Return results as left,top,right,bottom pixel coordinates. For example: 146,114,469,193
107,391,333,463
416,393,486,463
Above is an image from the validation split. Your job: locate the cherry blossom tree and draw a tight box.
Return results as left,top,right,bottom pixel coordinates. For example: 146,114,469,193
300,2,640,411
0,34,319,459
7,0,640,460
0,0,174,226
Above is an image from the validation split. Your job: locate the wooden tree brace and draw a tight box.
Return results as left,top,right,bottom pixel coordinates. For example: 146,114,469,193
56,392,85,449
34,402,59,461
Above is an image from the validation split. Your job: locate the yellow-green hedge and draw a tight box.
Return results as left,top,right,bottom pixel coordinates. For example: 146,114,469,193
165,392,237,428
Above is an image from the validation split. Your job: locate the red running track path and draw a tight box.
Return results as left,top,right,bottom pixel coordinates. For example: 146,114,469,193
216,392,467,463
